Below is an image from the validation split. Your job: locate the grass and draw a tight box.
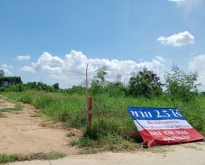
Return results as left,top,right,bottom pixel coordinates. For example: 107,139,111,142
30,112,42,117
0,152,66,164
66,132,75,137
24,152,66,160
0,154,19,164
2,91,205,152
0,104,23,113
79,148,104,154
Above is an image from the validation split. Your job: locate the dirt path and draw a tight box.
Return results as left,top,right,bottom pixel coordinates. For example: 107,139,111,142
0,96,81,155
6,141,205,165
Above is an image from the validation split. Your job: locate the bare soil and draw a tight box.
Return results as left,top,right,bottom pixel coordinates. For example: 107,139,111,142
0,97,82,155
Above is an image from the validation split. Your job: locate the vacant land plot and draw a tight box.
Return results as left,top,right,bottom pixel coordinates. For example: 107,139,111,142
0,97,81,155
1,96,205,165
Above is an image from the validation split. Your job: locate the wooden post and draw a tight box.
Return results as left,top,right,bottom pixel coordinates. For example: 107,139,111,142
87,97,92,127
86,63,92,127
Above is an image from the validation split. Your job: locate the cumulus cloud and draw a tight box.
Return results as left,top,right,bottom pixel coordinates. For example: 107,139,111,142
20,50,165,88
17,55,31,61
2,64,13,69
155,56,165,62
32,52,64,71
189,54,205,71
20,66,36,73
0,68,12,76
157,31,194,47
189,54,205,91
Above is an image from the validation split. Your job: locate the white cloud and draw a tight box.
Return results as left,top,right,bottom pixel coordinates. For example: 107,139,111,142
17,55,31,61
189,54,205,71
20,66,36,73
155,56,165,62
169,0,203,14
2,64,13,69
189,54,205,91
21,50,165,88
157,31,194,47
32,52,64,71
0,68,12,76
18,51,205,91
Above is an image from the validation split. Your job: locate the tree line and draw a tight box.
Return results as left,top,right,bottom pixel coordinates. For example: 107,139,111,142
0,65,202,102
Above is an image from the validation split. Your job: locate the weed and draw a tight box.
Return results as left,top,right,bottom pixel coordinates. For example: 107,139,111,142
0,104,23,113
70,139,78,146
66,132,75,137
0,154,19,164
79,148,104,154
26,152,66,160
0,152,65,164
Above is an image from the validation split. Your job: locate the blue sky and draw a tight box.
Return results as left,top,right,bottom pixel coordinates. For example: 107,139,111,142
0,0,205,90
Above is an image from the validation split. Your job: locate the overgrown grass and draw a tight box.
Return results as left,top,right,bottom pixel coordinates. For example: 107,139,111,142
0,152,65,164
2,91,205,151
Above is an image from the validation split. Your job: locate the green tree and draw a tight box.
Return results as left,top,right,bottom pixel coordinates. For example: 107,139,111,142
52,83,59,90
0,76,22,87
72,85,86,95
164,64,200,102
104,81,125,97
128,67,163,98
94,65,108,87
90,65,108,95
0,69,4,77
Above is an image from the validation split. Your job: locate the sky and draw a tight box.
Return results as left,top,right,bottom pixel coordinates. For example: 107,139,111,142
0,0,205,90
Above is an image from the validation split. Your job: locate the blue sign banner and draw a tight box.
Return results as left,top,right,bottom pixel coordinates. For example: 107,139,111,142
127,106,185,120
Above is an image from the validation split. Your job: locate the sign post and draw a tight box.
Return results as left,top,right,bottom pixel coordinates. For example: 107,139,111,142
87,97,92,127
86,63,92,128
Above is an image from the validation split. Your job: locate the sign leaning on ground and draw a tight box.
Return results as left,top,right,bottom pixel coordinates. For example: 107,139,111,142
127,106,204,147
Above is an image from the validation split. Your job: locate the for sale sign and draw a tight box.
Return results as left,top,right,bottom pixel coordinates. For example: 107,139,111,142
127,106,204,147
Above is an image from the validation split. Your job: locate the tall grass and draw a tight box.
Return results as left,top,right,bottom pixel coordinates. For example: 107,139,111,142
2,91,205,151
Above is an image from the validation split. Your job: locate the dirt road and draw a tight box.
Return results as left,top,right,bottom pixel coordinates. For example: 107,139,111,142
6,141,205,165
0,96,80,155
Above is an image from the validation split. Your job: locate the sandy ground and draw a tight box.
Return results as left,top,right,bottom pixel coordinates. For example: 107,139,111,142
6,141,205,165
0,96,81,155
1,96,205,165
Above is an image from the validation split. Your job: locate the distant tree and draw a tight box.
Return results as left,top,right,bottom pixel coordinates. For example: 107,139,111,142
128,67,163,98
90,65,108,95
164,64,200,102
0,76,22,87
72,85,86,94
23,81,55,92
52,83,59,90
200,92,205,97
104,81,125,97
94,64,108,87
0,69,4,77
